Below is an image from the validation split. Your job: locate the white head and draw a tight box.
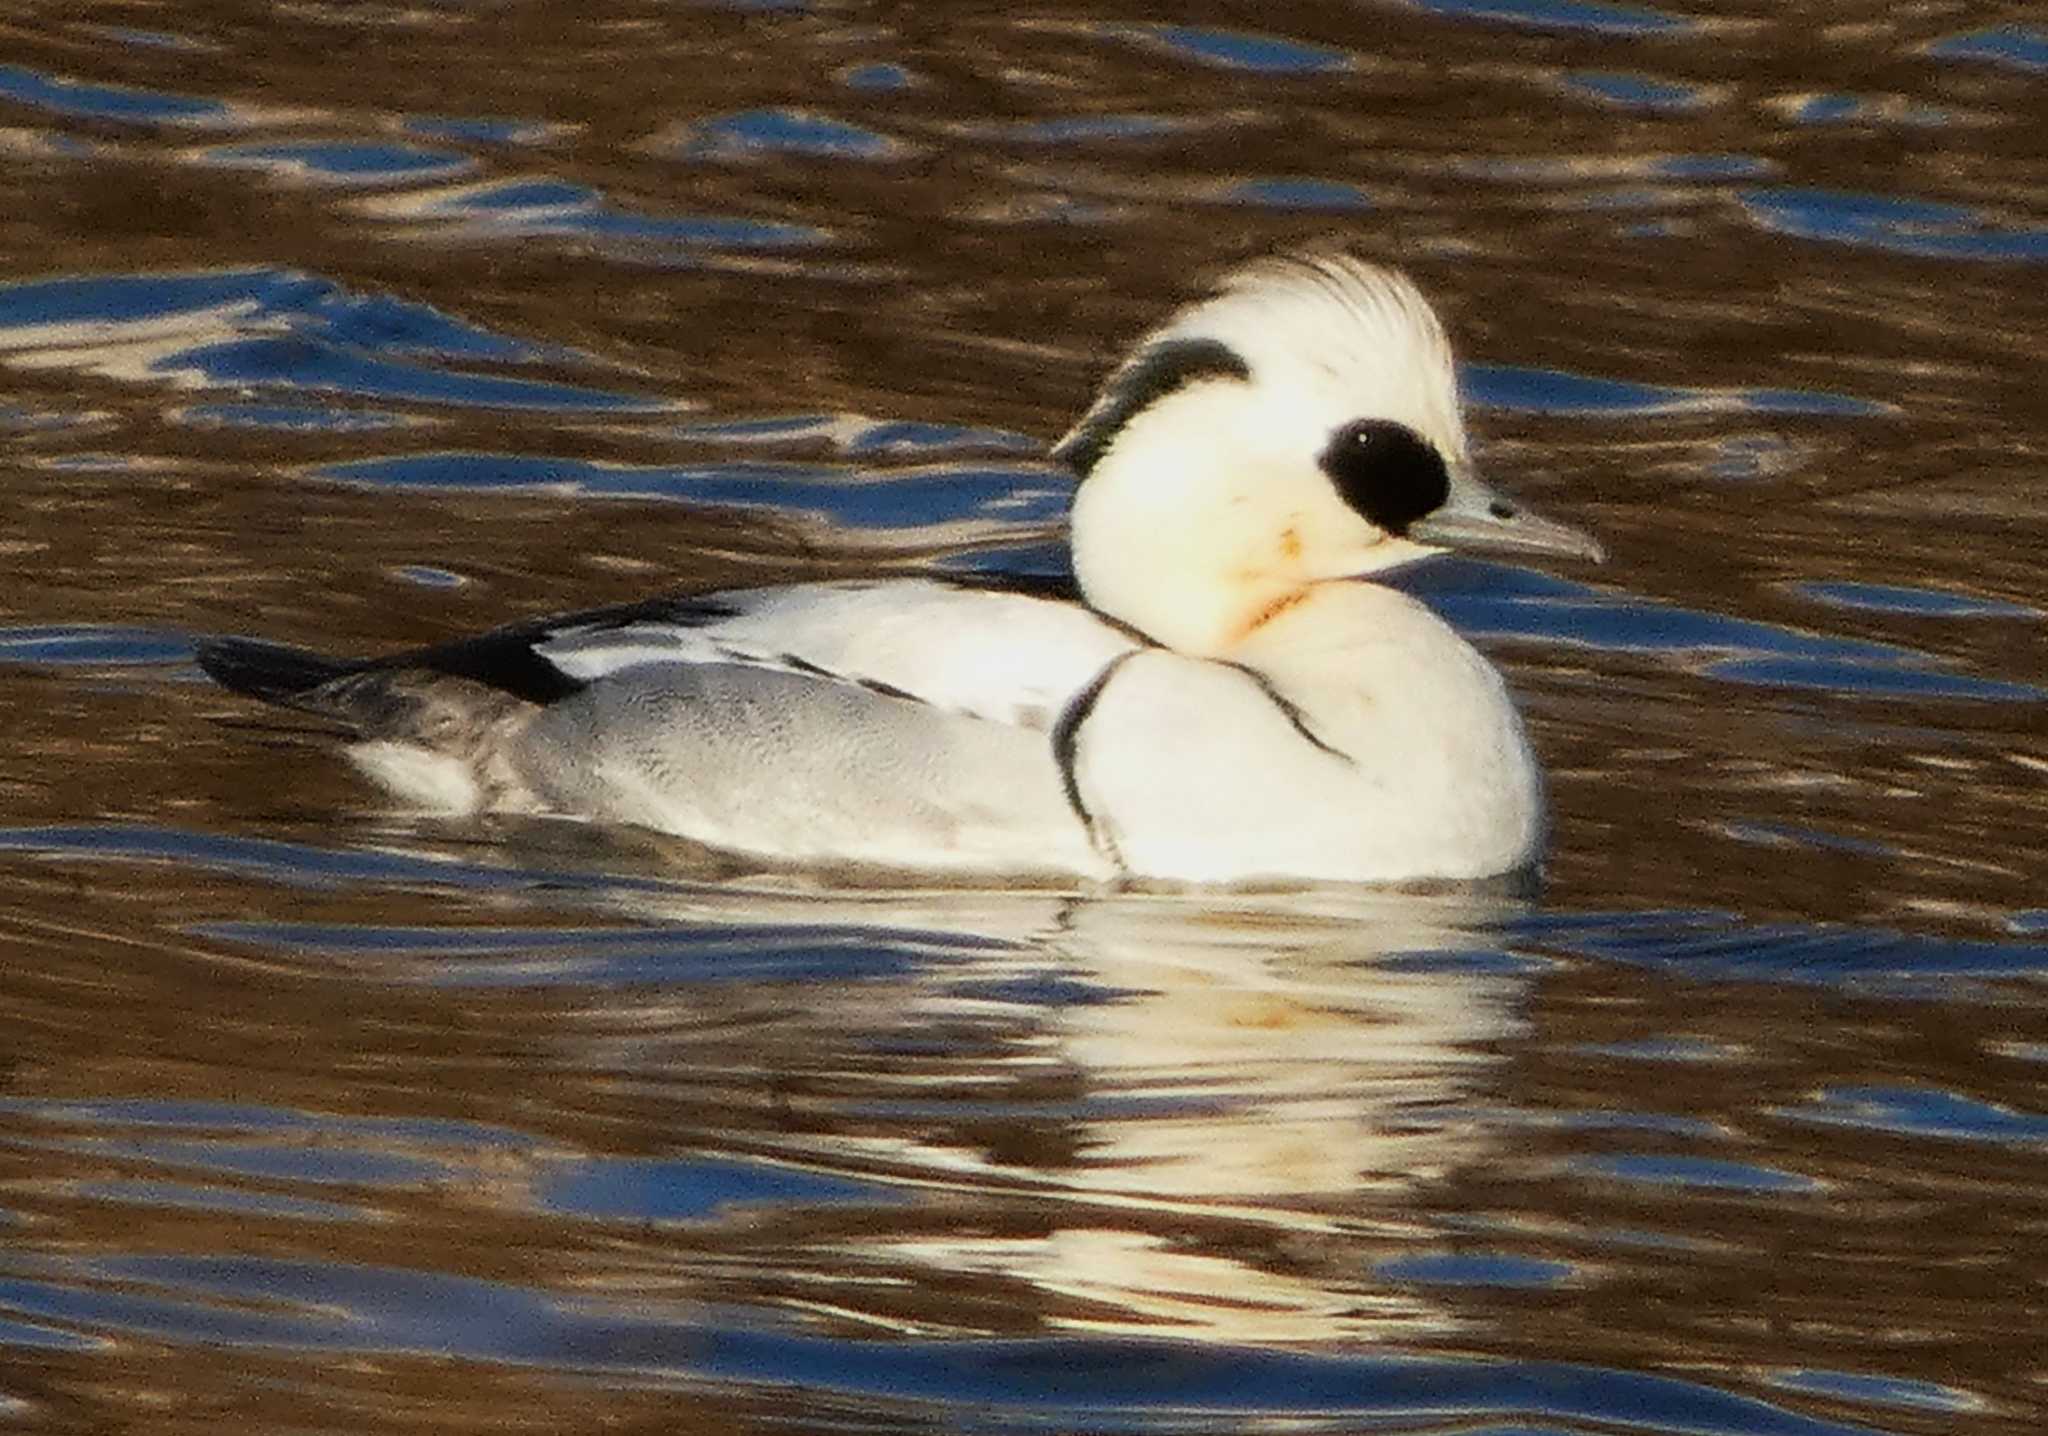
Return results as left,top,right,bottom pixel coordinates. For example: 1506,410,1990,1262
1055,252,1600,655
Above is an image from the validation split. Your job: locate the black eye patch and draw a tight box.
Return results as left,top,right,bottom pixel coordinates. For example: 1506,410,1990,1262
1318,420,1450,534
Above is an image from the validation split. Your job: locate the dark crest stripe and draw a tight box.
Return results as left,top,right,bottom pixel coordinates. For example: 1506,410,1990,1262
1051,338,1250,478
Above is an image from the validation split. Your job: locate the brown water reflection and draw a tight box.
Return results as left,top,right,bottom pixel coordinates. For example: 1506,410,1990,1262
2,0,2047,1431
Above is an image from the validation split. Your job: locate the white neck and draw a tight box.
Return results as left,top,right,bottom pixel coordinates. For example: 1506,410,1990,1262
1069,382,1426,656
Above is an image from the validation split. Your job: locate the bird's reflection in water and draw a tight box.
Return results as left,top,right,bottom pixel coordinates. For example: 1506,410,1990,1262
567,865,1539,1344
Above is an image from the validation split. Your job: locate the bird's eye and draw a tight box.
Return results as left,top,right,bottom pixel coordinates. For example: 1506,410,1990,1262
1318,420,1450,535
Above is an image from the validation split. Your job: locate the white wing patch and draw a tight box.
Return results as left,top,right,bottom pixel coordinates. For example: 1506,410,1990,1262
534,579,1142,728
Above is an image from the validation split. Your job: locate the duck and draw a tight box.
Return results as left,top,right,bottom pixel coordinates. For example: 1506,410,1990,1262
197,251,1601,885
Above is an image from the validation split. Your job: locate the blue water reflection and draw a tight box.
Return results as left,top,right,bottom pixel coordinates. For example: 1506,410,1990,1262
1743,187,2048,262
1787,94,1948,128
0,1318,102,1352
383,178,827,250
394,564,467,589
1790,581,2038,620
1465,364,1884,417
1721,821,1898,860
404,115,567,145
0,625,191,666
1410,0,1693,36
70,1139,446,1188
0,1097,533,1147
840,62,916,91
664,108,902,160
175,402,414,432
200,917,970,987
0,269,535,362
1375,1252,1574,1287
1576,1154,1821,1193
88,26,215,52
0,824,689,898
315,452,1069,529
0,269,663,411
1564,70,1710,109
1407,562,1896,661
1222,177,1373,210
1457,152,1771,183
0,1255,1890,1434
1128,24,1352,72
540,1155,904,1219
198,140,474,186
1767,1370,1980,1417
1529,912,2048,990
184,337,659,411
671,414,1036,454
1704,655,2041,703
1656,154,1771,179
1779,1086,2048,1146
1573,1035,1739,1063
72,1181,366,1224
1927,25,2048,72
955,114,1195,144
0,63,234,126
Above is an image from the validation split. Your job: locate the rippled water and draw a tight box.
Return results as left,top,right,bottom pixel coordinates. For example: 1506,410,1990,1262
3,2,2046,1433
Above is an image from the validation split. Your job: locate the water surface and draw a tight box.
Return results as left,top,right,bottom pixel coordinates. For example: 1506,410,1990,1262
2,2,2045,1433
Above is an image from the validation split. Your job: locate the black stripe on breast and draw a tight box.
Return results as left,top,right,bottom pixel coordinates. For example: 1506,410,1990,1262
1051,652,1136,864
1223,662,1353,765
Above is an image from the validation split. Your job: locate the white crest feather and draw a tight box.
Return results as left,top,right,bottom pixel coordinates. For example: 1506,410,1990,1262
1160,251,1470,469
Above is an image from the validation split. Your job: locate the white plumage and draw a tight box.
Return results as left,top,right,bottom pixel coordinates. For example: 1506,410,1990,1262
199,252,1601,884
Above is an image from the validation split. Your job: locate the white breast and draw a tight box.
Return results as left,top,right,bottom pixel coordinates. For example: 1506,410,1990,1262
1067,585,1544,884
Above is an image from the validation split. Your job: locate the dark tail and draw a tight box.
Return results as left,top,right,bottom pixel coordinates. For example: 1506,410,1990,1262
195,637,362,709
198,637,534,748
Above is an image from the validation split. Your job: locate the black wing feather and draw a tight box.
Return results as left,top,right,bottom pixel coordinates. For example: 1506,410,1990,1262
197,592,745,711
195,638,358,708
198,577,1117,720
